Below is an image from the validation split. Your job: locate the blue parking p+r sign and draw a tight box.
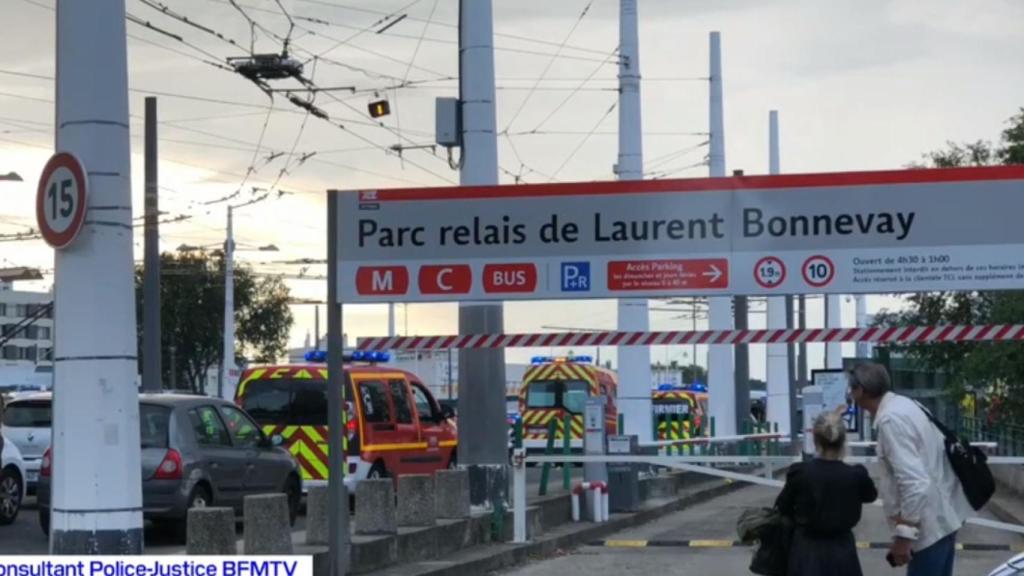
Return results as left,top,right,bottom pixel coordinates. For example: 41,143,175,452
561,262,591,292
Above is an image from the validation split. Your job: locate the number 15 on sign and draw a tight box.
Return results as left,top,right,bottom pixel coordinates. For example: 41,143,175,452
36,152,88,249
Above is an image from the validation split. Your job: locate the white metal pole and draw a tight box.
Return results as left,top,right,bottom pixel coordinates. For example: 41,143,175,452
707,31,735,437
222,205,237,399
388,303,395,337
51,0,143,553
765,110,790,434
855,295,871,358
826,295,842,369
457,0,507,507
615,0,652,443
513,449,527,542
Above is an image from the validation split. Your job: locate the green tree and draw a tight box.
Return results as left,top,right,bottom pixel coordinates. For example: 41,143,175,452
135,250,293,393
681,364,707,385
876,108,1024,422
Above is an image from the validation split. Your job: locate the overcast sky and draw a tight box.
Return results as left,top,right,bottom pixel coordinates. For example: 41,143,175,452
2,0,1023,375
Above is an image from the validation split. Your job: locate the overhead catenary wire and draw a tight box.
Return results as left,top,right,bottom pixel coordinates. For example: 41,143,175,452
284,0,614,58
549,100,618,182
644,140,711,171
527,48,619,135
126,12,234,70
137,0,244,49
310,0,423,63
203,103,275,205
501,0,594,135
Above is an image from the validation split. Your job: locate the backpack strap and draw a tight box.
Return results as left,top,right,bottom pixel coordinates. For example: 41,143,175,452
914,400,959,443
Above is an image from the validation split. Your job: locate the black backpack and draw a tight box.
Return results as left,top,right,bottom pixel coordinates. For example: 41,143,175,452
917,403,995,510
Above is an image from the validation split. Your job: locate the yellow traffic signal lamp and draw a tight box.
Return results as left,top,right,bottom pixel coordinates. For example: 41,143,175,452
369,99,391,118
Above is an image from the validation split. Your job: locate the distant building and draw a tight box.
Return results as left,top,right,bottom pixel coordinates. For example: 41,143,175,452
0,275,54,391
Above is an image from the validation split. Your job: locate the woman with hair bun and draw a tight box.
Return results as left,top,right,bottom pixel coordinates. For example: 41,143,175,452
775,411,878,576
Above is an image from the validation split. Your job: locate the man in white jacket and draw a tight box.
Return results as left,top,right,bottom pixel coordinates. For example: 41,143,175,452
849,363,971,576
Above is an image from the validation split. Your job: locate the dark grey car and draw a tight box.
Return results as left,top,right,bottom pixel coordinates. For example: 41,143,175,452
37,394,301,535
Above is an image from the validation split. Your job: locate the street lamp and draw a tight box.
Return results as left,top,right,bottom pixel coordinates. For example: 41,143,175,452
0,171,23,182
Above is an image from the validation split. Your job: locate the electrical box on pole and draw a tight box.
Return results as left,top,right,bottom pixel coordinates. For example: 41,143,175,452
435,97,461,147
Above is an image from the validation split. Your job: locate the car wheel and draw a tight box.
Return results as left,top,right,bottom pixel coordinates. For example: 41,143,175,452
188,485,212,509
283,477,300,527
0,467,23,526
367,461,387,479
174,485,212,541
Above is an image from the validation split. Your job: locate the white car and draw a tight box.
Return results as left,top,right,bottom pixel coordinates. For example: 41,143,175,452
1,393,51,493
1,434,27,525
990,553,1024,576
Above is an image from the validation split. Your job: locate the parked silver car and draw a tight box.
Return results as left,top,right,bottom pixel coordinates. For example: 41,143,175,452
1,393,51,494
37,393,301,536
1,434,28,525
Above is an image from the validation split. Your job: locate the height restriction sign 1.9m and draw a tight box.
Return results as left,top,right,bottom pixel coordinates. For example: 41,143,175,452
333,166,1024,303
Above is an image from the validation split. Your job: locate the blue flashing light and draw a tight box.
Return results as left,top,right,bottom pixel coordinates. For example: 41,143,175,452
305,350,327,363
684,383,708,393
350,350,391,363
304,350,391,363
530,355,593,365
657,383,677,391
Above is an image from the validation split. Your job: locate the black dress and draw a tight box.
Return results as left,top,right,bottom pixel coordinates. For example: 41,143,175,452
774,459,878,576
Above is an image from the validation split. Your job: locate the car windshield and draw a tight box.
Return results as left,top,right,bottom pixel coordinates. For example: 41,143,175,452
139,404,170,449
240,378,352,426
2,400,52,427
526,380,589,414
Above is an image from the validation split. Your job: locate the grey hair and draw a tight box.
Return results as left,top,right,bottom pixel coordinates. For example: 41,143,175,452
813,411,846,452
849,362,891,400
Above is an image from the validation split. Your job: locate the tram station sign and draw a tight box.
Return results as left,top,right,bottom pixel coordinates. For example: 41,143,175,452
334,166,1024,302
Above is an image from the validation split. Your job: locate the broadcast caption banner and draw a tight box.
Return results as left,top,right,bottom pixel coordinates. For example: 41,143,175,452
334,166,1024,302
0,557,312,576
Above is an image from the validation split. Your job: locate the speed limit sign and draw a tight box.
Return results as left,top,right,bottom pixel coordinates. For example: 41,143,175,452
802,255,836,288
36,152,88,249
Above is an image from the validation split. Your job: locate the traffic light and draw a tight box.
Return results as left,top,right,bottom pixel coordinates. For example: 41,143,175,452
368,99,391,118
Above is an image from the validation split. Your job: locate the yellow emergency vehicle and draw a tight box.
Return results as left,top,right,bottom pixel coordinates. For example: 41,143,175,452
518,355,619,451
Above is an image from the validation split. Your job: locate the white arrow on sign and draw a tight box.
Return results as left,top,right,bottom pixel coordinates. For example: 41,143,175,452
703,264,723,283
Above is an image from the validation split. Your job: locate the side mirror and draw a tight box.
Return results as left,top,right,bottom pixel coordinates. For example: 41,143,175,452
271,434,284,447
440,405,455,420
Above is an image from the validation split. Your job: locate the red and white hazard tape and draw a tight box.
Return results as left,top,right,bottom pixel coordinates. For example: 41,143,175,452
357,324,1024,351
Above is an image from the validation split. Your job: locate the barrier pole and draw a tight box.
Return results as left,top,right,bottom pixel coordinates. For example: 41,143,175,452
563,413,572,491
513,448,527,543
710,417,717,456
538,419,557,496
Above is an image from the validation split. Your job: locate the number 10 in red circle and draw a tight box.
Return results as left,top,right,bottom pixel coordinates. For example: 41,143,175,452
802,255,835,288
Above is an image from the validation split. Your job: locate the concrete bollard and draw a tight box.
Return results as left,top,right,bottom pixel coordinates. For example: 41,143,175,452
355,479,397,535
186,507,236,555
434,469,471,519
244,494,293,554
305,486,330,546
397,474,436,527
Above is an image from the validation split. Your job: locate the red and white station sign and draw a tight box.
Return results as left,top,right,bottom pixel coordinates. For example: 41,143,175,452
333,166,1024,302
36,152,88,249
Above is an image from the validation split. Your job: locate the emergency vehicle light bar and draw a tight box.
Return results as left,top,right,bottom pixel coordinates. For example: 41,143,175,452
656,383,708,393
530,355,594,365
304,350,391,363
